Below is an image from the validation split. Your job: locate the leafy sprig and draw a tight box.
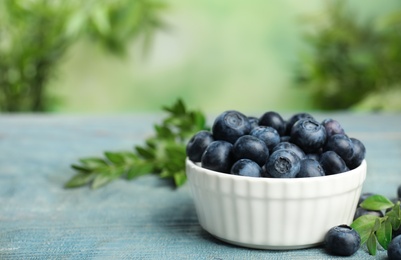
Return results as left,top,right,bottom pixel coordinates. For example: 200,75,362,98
65,98,208,189
351,194,401,256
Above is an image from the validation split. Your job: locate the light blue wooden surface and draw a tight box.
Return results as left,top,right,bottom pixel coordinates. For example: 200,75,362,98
0,113,400,259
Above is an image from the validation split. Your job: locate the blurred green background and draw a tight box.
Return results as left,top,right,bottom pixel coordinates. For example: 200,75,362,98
1,0,401,114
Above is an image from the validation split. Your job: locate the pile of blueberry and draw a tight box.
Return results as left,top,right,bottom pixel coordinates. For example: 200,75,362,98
186,110,366,178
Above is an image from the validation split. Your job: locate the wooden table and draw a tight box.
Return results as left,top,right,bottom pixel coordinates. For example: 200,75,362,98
0,113,400,259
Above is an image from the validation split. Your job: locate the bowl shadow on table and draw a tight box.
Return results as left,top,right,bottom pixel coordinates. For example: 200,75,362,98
147,185,238,248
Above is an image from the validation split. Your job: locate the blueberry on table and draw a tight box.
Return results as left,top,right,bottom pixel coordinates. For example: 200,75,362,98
388,235,401,260
324,134,354,162
201,140,234,173
296,158,325,178
285,112,314,135
321,118,345,138
258,111,286,136
186,130,214,162
230,159,263,177
324,225,360,256
353,207,383,220
290,118,327,154
272,141,306,160
250,126,280,151
264,149,301,178
212,110,251,144
319,151,349,175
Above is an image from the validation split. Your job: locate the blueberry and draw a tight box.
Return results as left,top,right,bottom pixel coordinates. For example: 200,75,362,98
388,235,401,260
324,134,354,162
250,126,280,151
212,110,251,144
297,158,325,178
319,151,349,175
230,159,263,177
324,225,360,256
264,149,301,178
345,137,366,169
285,112,314,135
201,140,234,173
258,111,286,136
248,116,259,130
353,207,383,220
233,135,269,166
322,118,345,138
272,142,306,160
261,165,273,177
186,130,214,162
280,135,291,142
290,118,327,153
305,153,320,161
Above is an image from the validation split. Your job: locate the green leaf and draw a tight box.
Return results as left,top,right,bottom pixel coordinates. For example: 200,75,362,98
91,174,114,189
367,233,377,256
104,151,126,165
376,220,392,250
387,205,401,230
79,157,108,168
91,168,124,189
372,217,381,232
126,162,154,179
351,214,378,244
135,146,155,160
360,194,395,211
154,124,174,139
163,98,186,115
160,169,174,178
71,164,91,172
119,152,138,162
393,203,401,230
173,171,186,187
192,111,207,130
64,172,96,188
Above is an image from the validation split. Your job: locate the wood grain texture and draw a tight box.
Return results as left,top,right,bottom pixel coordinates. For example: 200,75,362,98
0,113,400,259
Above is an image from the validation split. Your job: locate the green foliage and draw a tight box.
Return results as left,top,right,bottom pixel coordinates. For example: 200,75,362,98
0,0,166,112
295,0,401,110
351,194,401,256
65,98,209,189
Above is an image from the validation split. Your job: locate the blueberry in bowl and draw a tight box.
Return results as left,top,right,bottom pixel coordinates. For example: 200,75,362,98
185,110,367,249
212,110,251,144
290,118,327,154
264,149,301,178
230,159,263,177
186,130,214,162
232,135,269,167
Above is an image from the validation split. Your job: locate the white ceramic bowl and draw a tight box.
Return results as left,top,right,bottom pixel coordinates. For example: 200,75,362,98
186,158,367,250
